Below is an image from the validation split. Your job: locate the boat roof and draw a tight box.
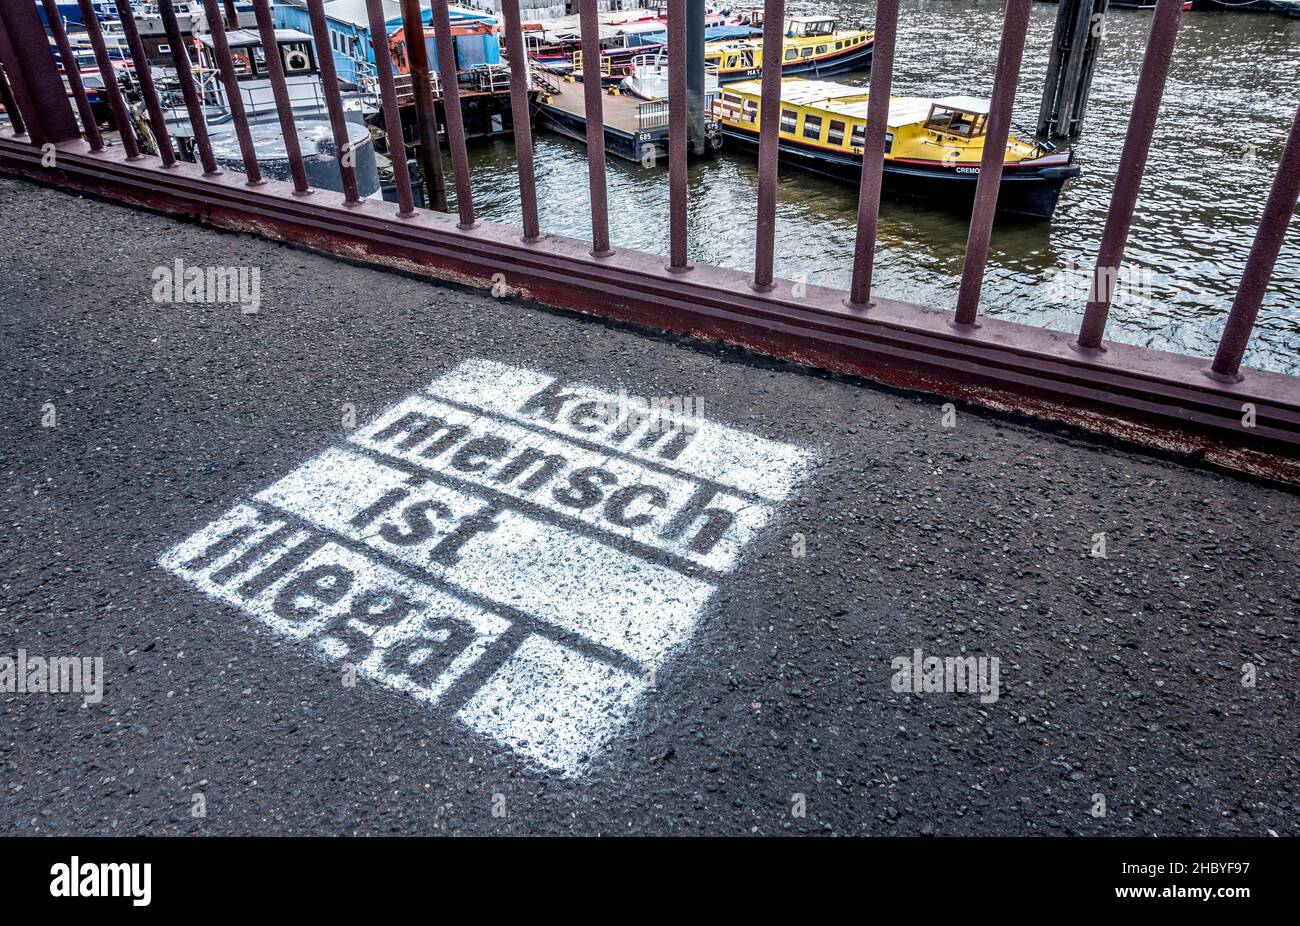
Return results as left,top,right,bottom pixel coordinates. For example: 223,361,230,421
726,79,992,128
198,28,315,49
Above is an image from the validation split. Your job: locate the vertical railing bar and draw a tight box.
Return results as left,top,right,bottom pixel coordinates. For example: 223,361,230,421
0,14,40,143
1076,0,1183,350
578,0,611,255
364,0,415,216
751,0,784,290
398,0,448,213
1210,98,1300,381
667,0,689,270
846,0,898,307
431,0,474,227
0,60,26,137
114,0,176,166
952,0,1032,327
501,0,539,240
77,0,138,158
306,0,361,203
222,0,239,30
42,0,104,150
200,0,261,184
158,0,218,174
251,0,310,194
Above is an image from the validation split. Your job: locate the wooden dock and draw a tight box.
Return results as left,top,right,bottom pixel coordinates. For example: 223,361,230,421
534,80,669,163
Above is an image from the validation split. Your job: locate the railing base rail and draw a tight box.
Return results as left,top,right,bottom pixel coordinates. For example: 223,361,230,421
4,131,1300,485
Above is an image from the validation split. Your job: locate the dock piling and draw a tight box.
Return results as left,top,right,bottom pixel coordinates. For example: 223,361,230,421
1038,0,1109,140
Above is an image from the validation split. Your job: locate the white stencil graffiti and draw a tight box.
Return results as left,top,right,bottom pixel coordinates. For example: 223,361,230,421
160,359,812,776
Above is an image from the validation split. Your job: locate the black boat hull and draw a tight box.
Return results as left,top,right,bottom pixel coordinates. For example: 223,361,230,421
721,125,1078,221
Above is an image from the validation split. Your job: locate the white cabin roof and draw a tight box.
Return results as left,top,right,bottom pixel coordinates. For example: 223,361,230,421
198,28,315,49
725,79,992,129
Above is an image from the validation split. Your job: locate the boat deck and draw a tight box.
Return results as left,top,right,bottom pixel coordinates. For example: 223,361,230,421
538,81,657,136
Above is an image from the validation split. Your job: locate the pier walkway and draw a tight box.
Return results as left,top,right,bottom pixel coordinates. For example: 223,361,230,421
2,177,1297,836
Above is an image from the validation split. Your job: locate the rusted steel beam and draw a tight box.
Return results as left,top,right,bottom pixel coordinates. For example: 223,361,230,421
668,0,688,270
752,0,784,291
1076,0,1183,349
158,0,218,174
201,0,261,183
223,0,239,30
1211,99,1300,381
500,0,539,241
364,0,415,216
578,0,611,255
307,0,361,203
847,0,898,307
114,0,177,166
398,0,447,212
41,0,104,150
77,0,138,157
430,0,474,227
953,0,1032,326
4,134,1300,484
0,12,40,143
251,0,310,194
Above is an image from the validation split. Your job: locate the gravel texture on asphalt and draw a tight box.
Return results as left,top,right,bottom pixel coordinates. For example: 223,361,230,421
1,177,1297,836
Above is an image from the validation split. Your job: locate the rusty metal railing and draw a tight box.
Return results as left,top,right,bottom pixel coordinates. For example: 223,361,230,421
1,0,1299,480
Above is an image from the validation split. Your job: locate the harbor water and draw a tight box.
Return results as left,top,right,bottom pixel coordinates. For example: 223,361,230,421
461,2,1300,375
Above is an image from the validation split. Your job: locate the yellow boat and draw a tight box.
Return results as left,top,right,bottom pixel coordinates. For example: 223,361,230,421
717,77,1081,220
576,16,874,85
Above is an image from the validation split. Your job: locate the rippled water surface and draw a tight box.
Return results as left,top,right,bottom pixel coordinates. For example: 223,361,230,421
460,2,1300,373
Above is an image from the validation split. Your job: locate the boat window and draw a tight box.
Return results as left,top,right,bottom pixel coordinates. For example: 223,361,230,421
815,45,828,55
725,55,737,68
800,47,814,58
924,104,987,138
280,41,314,74
885,131,894,155
835,40,843,50
827,119,845,146
742,99,758,123
780,108,798,133
802,114,822,140
784,47,797,61
740,50,754,67
851,124,865,149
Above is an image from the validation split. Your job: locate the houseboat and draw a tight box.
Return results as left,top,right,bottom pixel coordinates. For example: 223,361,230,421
573,16,873,85
716,78,1080,221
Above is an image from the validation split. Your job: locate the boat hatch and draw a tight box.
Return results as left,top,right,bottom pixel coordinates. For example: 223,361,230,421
785,17,836,38
924,102,987,139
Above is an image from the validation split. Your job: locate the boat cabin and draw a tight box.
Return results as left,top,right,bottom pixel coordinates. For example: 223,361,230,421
923,97,989,139
190,29,326,121
390,18,503,74
784,17,837,39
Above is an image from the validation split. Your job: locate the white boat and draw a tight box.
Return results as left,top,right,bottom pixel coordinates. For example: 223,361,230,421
620,52,719,101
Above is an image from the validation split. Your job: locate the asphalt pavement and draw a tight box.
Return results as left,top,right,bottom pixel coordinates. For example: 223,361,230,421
1,176,1297,835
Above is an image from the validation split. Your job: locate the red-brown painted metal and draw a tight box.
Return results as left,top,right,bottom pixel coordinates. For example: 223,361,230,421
5,133,1298,483
1212,98,1300,380
953,0,1032,326
223,0,239,29
201,0,261,184
1077,0,1183,349
668,0,688,270
500,0,539,241
0,0,81,145
41,0,103,151
847,0,898,307
398,0,448,212
114,0,177,167
252,0,310,194
431,0,474,227
158,0,218,175
0,11,39,144
0,60,24,137
365,0,415,216
76,0,138,157
578,0,611,255
752,0,784,291
307,0,361,203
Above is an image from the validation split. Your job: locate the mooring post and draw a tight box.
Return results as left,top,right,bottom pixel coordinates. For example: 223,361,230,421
400,0,449,212
686,0,706,156
1038,0,1109,139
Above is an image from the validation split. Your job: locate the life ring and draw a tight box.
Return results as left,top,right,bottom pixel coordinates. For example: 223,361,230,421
284,49,310,72
232,51,252,75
